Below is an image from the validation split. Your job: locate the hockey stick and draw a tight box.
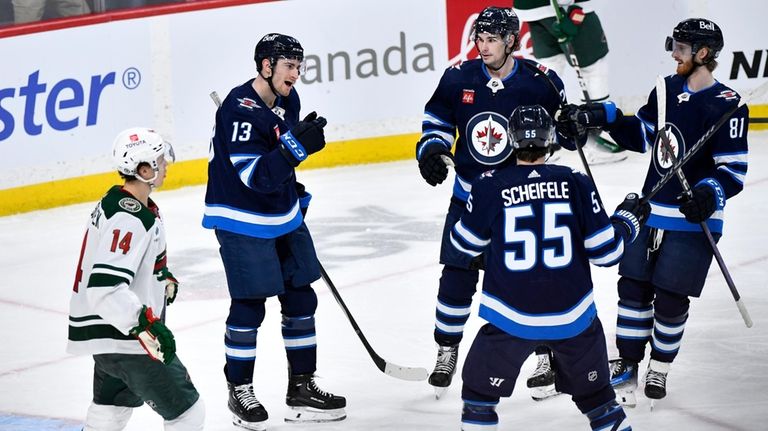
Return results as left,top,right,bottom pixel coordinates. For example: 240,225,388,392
319,265,429,381
653,76,752,328
209,91,429,380
521,60,602,205
550,0,591,104
642,79,768,204
550,0,621,154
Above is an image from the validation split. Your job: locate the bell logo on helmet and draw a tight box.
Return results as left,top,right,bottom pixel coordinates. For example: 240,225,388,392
699,21,715,31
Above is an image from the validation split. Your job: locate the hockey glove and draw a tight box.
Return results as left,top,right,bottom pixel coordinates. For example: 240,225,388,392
575,102,623,129
157,267,179,305
130,306,176,365
279,111,328,167
678,183,718,223
551,6,582,42
555,104,586,141
610,193,650,243
417,140,454,186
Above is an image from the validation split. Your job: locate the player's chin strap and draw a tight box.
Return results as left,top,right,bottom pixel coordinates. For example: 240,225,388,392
261,66,280,102
137,168,160,189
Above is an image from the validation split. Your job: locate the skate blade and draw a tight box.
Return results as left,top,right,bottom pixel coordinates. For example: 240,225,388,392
433,385,448,400
530,384,561,401
285,406,346,423
615,389,637,408
232,415,267,431
650,399,656,411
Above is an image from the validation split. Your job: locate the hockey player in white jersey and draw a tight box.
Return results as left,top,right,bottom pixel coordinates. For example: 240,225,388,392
67,128,204,430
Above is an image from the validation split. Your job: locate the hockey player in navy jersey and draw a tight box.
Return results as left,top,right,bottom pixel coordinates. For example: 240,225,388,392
203,33,345,429
416,6,582,399
455,105,644,430
560,18,749,406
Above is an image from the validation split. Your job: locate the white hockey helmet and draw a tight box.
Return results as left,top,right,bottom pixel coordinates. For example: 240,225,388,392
112,127,175,183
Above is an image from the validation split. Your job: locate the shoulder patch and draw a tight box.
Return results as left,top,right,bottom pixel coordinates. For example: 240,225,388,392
118,197,142,213
716,90,739,101
237,97,261,110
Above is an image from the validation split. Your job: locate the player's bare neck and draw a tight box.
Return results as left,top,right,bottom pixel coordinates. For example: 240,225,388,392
488,57,515,79
122,181,150,206
252,77,277,108
686,67,715,92
516,158,545,166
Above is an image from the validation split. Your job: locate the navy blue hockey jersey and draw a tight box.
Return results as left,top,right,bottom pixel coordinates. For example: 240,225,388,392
607,75,749,233
202,79,307,238
417,58,577,202
450,164,632,340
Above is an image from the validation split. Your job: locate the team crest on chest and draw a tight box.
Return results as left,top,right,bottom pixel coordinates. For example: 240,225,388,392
652,123,686,175
118,197,142,213
465,112,512,165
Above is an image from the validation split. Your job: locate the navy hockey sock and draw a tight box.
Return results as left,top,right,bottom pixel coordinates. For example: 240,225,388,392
461,399,499,430
282,314,317,375
225,298,266,384
585,400,632,431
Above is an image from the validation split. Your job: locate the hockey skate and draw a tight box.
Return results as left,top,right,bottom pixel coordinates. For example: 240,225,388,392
285,373,346,423
429,344,458,399
228,382,268,431
609,358,639,407
645,359,670,411
526,354,560,401
584,133,627,165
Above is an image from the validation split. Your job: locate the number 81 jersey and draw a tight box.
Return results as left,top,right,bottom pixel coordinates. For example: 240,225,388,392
68,186,168,356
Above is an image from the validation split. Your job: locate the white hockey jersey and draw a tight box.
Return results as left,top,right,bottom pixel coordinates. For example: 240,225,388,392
67,186,168,356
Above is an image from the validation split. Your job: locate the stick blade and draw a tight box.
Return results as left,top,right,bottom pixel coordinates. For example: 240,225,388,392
383,362,429,381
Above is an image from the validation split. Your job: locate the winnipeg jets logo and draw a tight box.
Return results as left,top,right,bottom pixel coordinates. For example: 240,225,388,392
466,112,512,166
652,123,686,175
238,98,260,110
716,90,739,101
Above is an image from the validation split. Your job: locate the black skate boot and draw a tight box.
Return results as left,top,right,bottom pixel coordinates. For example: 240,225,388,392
645,359,670,410
429,344,458,399
228,382,268,431
609,358,639,407
285,373,346,423
526,353,560,401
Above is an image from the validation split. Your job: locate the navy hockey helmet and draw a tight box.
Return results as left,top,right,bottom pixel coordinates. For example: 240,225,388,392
508,105,555,150
254,33,304,71
665,18,723,64
472,7,520,42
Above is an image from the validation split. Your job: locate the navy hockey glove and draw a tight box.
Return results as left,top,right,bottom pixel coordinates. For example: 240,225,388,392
279,112,328,167
130,306,176,365
555,104,586,141
575,102,623,129
678,183,718,223
417,140,454,187
156,267,179,305
610,193,650,242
